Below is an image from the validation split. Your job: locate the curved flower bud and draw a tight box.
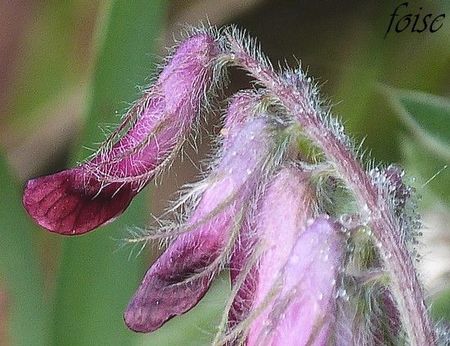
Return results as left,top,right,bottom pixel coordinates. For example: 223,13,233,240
250,217,344,345
223,168,345,346
124,94,283,333
225,167,316,341
22,33,220,235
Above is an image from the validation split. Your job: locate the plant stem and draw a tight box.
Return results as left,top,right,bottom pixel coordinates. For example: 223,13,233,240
226,35,436,346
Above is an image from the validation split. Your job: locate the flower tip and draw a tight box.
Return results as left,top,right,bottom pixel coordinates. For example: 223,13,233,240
177,32,218,56
22,168,135,235
123,305,162,333
123,274,211,333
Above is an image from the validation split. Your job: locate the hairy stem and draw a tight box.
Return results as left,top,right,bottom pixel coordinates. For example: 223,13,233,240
226,34,435,345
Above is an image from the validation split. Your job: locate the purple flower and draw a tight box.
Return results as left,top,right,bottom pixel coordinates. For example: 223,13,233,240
223,168,345,345
225,30,437,344
19,26,439,345
22,33,220,235
124,93,281,332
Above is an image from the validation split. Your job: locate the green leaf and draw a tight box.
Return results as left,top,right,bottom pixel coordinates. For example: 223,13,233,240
0,154,50,346
381,86,450,161
431,289,450,322
53,1,166,345
8,2,81,127
402,137,450,206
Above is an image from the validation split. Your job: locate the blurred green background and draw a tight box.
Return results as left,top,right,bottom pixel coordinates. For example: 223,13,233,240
0,1,449,345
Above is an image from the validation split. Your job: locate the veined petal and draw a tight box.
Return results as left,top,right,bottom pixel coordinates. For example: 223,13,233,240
22,168,134,234
23,33,220,235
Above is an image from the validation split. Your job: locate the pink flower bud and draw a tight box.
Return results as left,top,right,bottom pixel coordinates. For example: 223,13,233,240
226,168,345,346
22,33,220,235
227,167,316,338
249,217,344,345
124,94,282,333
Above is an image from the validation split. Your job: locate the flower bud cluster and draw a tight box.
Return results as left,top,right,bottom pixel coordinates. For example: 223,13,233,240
23,27,442,345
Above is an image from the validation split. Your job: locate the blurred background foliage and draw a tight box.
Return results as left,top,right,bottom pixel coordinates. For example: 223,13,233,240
0,0,449,345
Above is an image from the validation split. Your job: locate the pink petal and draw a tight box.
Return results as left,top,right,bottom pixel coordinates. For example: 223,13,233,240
248,217,344,346
228,167,316,339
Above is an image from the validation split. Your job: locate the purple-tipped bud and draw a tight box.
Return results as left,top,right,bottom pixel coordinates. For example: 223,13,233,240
22,33,220,235
124,94,282,333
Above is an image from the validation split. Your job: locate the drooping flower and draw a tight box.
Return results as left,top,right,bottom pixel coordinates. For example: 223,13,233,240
22,32,221,235
20,25,441,345
124,92,284,332
225,31,438,344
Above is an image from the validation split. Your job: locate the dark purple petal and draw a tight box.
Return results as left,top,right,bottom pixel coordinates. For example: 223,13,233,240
22,33,220,235
124,208,234,332
22,168,135,235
